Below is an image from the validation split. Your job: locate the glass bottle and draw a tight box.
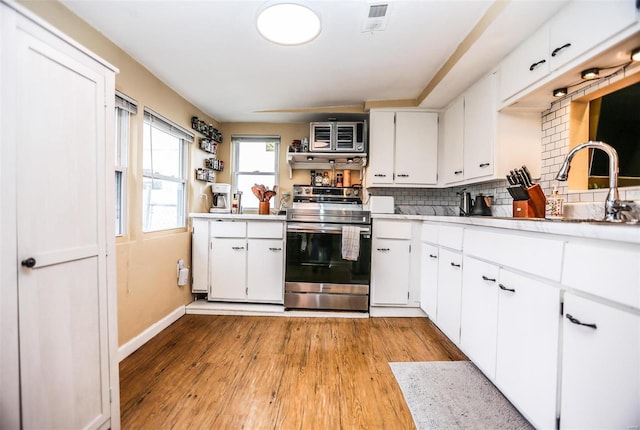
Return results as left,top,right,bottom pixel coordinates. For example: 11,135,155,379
322,172,330,186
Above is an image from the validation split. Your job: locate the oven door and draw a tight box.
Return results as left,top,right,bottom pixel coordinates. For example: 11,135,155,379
285,222,371,285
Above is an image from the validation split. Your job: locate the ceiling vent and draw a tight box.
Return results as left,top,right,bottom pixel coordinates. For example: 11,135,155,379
361,3,389,33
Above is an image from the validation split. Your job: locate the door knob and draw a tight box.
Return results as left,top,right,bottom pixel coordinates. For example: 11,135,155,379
21,257,36,268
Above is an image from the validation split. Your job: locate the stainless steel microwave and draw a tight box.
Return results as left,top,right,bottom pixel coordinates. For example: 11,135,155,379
309,121,367,153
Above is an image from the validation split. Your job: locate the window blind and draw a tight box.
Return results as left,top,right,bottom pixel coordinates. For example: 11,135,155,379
115,91,138,114
232,135,280,145
144,108,195,143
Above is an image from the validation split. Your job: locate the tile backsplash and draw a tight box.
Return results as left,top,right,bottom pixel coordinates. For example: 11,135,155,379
369,65,640,216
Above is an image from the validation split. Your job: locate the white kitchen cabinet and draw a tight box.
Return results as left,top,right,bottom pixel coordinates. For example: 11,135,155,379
419,243,439,318
560,293,640,430
1,2,119,428
436,248,463,345
495,269,560,430
499,0,639,103
439,73,541,185
191,218,209,293
206,219,285,304
460,256,499,380
368,109,438,186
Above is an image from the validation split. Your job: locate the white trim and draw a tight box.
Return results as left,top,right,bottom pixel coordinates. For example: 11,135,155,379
369,306,428,317
118,305,186,362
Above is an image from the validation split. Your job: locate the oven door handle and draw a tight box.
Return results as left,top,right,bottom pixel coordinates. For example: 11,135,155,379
287,223,371,235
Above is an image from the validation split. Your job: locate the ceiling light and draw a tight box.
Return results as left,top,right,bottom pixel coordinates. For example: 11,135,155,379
553,88,568,97
257,2,321,46
632,47,640,62
581,68,600,80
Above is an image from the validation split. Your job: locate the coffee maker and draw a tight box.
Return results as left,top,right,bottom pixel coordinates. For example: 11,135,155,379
210,183,231,213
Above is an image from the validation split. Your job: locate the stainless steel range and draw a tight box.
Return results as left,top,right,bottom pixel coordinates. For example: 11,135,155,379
285,185,372,311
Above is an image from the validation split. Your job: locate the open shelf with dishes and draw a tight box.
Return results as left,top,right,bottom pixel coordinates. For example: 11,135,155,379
286,152,367,178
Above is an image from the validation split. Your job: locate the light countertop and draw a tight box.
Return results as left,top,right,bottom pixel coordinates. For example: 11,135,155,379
190,212,286,221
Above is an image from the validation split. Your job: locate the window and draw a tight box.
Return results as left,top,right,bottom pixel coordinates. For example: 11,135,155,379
232,135,280,210
114,91,137,236
142,109,193,232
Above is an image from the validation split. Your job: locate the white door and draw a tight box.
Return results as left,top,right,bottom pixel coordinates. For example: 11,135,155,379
15,24,111,430
440,98,464,184
247,239,284,303
419,243,439,318
436,249,463,345
210,238,247,300
463,73,495,180
368,111,395,185
191,219,209,293
371,238,410,305
394,111,438,185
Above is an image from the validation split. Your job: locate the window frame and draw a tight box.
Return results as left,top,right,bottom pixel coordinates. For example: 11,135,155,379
232,135,280,210
142,108,193,232
114,91,137,237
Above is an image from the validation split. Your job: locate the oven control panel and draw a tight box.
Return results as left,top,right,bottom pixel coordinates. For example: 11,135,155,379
292,185,361,200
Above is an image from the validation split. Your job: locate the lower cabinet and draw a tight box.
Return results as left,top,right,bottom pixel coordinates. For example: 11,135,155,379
436,248,463,345
371,238,411,305
196,219,285,304
419,243,439,318
494,269,560,430
560,293,640,430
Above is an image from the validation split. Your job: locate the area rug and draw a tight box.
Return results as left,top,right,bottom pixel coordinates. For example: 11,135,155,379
389,361,533,430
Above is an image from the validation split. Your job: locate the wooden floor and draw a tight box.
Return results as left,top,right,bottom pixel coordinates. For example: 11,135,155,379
119,315,466,429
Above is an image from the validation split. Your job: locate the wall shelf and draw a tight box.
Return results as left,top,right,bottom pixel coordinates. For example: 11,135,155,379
286,152,367,178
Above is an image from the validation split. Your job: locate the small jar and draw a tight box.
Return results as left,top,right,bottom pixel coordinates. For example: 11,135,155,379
336,173,343,187
546,190,564,218
315,172,323,187
322,172,330,186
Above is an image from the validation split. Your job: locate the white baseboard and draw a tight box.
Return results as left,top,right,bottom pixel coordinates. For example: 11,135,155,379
369,306,428,317
118,305,186,362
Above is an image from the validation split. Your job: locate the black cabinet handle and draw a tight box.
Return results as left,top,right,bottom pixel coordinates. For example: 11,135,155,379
269,247,282,251
231,246,245,250
450,262,461,267
479,163,490,168
529,59,546,71
499,283,515,293
482,275,496,282
566,313,597,330
454,170,463,175
374,173,387,177
551,43,571,57
21,257,36,268
376,248,390,252
397,174,409,178
429,254,438,259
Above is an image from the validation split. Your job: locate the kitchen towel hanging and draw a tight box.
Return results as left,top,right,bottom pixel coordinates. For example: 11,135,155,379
341,226,361,261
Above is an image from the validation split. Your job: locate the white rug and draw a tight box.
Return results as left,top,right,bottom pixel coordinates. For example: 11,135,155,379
389,361,533,430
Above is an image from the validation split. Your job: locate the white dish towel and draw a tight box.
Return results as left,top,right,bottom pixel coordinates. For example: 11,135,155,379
341,226,361,261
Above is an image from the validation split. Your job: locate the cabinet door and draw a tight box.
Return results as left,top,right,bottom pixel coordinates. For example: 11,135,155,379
560,293,640,430
368,110,395,185
463,74,495,180
191,219,209,293
436,249,463,344
247,239,284,303
209,238,247,300
394,111,438,185
495,270,560,430
440,97,464,184
498,25,550,102
12,15,114,429
460,257,499,380
420,244,439,318
548,0,638,72
371,238,410,305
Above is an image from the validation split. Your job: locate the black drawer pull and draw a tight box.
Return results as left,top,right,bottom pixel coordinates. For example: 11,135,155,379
482,275,496,282
231,246,245,250
499,283,515,293
429,254,438,259
374,173,387,177
269,247,282,251
397,174,409,177
566,313,597,330
529,59,546,71
551,43,571,57
450,262,461,268
21,257,36,268
376,248,390,252
454,170,463,175
479,162,490,168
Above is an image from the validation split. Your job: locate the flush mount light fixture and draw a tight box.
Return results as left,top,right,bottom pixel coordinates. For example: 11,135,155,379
257,1,321,45
632,47,640,62
553,88,568,97
307,155,314,161
581,68,600,80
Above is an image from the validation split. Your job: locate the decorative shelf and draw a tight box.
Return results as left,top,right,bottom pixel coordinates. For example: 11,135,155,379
286,152,367,178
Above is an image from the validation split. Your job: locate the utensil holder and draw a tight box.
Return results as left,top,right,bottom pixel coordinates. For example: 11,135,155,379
258,201,270,215
512,184,546,218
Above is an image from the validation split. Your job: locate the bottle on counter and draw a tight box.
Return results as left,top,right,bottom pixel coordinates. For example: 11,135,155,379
546,187,564,218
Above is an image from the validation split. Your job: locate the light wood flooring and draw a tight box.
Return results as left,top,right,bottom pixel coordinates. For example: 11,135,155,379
119,315,466,429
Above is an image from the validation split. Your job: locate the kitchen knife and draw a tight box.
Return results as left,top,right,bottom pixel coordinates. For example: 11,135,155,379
506,173,517,185
514,170,526,187
509,170,519,185
522,165,535,185
517,168,532,187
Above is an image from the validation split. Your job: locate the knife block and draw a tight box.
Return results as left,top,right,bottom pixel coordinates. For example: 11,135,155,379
512,184,546,218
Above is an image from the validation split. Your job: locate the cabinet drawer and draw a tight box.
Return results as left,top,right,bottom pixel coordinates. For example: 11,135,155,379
421,223,438,244
464,228,563,281
562,241,640,309
210,220,247,238
247,221,283,239
373,220,412,239
438,225,463,250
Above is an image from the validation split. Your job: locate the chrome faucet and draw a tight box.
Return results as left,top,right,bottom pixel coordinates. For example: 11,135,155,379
555,141,635,222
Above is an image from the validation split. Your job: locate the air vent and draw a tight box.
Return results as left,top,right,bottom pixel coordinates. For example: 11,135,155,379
361,3,390,32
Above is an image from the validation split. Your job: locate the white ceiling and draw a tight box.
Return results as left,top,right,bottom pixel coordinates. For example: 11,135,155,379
60,0,568,123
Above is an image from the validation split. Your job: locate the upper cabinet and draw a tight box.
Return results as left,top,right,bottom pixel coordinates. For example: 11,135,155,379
440,73,542,186
367,109,438,187
499,0,639,103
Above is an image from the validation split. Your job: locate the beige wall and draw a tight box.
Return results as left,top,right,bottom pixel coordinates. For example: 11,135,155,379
19,0,220,345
